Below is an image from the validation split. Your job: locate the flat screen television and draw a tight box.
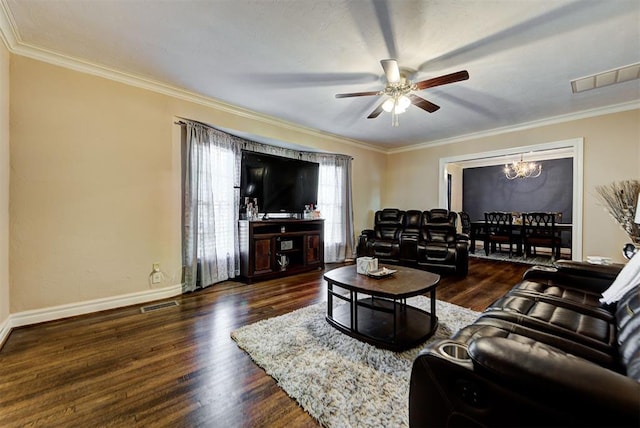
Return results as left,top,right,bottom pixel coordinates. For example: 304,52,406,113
240,150,319,214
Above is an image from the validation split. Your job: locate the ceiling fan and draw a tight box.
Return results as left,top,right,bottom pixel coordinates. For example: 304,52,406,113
335,59,469,126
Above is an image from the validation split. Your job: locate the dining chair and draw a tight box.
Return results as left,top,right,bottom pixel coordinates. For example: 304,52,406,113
522,212,562,260
458,211,471,235
484,211,519,258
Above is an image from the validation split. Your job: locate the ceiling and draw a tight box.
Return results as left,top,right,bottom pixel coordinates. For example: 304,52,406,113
1,0,639,151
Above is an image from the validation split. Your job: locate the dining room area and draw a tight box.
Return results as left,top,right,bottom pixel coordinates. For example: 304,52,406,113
465,211,572,264
444,144,578,266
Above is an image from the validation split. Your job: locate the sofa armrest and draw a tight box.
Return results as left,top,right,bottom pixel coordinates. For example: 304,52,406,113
554,260,624,280
522,265,617,294
356,229,375,257
456,232,469,241
455,238,469,276
469,337,640,425
360,229,375,239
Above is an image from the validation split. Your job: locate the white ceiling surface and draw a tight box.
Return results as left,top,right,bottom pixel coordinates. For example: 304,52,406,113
3,0,640,150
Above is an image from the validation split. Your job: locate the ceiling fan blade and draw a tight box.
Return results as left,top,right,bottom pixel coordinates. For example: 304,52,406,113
367,102,385,119
409,94,440,113
335,91,381,98
380,59,400,83
414,70,469,90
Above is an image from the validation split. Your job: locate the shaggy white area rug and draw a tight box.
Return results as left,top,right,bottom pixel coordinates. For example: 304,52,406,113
231,296,479,428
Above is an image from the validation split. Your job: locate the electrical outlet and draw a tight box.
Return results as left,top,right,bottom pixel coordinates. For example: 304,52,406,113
151,272,162,284
152,263,160,272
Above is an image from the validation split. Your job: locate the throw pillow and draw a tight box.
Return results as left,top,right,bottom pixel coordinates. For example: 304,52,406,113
600,253,640,304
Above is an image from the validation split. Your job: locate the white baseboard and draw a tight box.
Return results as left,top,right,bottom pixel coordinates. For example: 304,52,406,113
0,283,183,348
0,316,10,348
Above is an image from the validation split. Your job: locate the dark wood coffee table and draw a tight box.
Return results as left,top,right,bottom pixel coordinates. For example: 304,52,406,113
323,265,440,351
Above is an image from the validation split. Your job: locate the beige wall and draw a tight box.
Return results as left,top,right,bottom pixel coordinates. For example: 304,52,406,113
7,52,639,315
0,43,9,328
9,56,386,313
386,109,640,262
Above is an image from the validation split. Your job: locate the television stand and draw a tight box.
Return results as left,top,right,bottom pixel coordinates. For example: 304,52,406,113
239,219,324,283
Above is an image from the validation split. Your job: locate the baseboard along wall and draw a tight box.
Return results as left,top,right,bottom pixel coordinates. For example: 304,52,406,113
0,283,184,349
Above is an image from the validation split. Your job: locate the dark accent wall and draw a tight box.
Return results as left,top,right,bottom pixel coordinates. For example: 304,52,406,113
462,158,573,223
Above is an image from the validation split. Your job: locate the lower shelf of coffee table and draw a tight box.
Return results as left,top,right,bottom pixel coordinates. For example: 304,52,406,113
326,297,438,351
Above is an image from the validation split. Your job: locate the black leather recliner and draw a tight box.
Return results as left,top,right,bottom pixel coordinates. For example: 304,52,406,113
363,208,405,262
409,261,640,427
416,223,469,276
358,208,469,276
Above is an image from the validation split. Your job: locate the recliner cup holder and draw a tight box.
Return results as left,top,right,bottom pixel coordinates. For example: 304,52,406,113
439,342,471,361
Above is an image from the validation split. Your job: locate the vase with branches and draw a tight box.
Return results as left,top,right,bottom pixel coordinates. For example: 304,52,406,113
594,180,640,244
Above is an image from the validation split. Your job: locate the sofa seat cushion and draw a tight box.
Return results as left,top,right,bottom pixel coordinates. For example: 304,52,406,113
372,240,394,250
371,240,399,262
452,317,618,369
482,295,616,353
420,244,451,259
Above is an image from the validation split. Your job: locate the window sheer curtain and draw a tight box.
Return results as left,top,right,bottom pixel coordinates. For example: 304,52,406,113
301,152,355,262
182,120,355,292
182,122,240,292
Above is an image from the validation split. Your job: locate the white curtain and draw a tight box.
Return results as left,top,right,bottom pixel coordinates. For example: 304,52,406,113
322,156,356,262
302,153,355,262
182,122,240,292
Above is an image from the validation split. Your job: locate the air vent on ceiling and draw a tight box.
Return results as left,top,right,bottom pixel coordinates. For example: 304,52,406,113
571,63,640,93
140,300,179,313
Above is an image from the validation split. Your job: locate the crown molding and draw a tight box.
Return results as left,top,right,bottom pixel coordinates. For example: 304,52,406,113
0,0,18,50
389,100,640,154
0,3,384,156
14,42,384,154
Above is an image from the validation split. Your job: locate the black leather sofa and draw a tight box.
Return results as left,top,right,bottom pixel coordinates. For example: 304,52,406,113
409,260,640,427
357,208,469,276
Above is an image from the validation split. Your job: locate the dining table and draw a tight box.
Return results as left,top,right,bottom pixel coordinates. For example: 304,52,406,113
469,220,573,256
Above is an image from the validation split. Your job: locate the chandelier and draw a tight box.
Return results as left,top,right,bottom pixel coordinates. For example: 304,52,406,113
504,154,542,179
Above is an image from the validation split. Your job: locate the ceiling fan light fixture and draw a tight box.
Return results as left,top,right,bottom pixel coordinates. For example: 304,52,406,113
382,98,395,112
382,95,411,114
397,95,411,111
335,59,469,126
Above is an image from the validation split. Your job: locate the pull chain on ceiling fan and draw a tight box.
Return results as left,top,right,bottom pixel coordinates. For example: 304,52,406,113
335,59,469,127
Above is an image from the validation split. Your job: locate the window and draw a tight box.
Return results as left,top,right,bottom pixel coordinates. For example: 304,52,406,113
315,156,354,262
198,144,236,270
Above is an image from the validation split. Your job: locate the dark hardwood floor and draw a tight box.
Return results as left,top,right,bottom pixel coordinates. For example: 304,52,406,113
0,258,529,427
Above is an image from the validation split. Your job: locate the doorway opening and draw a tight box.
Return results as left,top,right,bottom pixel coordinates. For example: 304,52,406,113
438,138,583,261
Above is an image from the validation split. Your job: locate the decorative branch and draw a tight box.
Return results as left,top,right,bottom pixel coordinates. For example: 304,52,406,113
594,180,640,243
